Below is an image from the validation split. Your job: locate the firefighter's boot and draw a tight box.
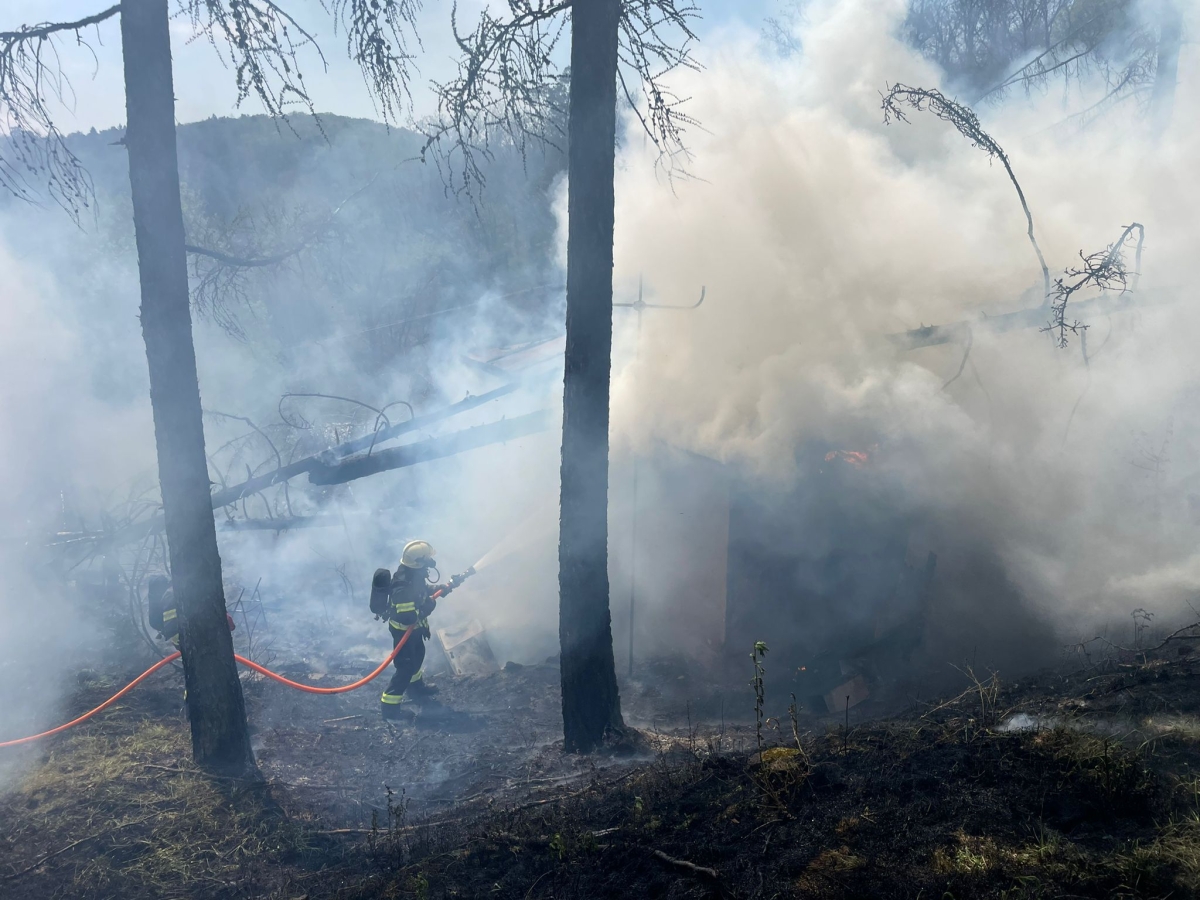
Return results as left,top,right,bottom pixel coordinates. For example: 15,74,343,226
406,670,439,698
380,697,413,721
380,681,414,720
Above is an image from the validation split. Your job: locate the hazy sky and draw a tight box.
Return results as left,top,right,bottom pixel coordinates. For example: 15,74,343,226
5,1,780,134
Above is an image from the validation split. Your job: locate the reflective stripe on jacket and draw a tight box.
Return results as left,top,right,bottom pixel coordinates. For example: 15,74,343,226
387,568,436,631
159,591,181,646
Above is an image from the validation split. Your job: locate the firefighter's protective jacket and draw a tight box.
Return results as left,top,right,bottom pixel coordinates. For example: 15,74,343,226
149,585,181,647
147,582,235,648
381,567,444,633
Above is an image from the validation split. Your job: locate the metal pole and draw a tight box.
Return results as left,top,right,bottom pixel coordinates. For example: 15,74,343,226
628,302,643,678
615,279,706,679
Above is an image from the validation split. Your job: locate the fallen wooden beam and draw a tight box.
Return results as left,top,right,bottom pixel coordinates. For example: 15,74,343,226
103,384,527,548
307,410,553,485
207,382,521,511
217,515,340,532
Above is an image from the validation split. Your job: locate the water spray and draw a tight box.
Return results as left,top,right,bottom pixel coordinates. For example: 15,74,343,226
468,494,557,575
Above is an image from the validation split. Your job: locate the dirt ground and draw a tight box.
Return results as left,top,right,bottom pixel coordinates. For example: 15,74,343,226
4,631,1200,899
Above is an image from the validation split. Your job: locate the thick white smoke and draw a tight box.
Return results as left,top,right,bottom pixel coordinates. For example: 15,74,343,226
0,235,154,779
608,0,1200,652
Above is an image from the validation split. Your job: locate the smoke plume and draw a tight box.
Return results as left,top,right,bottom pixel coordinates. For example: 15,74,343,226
609,0,1200,667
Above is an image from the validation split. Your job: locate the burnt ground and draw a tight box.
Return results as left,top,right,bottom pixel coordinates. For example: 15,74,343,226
4,638,1200,899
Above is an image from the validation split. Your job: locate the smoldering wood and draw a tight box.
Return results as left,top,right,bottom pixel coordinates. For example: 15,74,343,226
306,409,553,485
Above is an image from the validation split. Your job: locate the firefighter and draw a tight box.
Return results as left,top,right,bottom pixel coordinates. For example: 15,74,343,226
371,540,455,719
147,575,181,648
147,576,236,647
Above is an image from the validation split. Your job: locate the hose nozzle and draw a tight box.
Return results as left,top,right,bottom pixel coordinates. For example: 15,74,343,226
447,566,477,591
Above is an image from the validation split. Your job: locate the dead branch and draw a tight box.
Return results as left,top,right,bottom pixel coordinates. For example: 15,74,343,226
882,83,1049,300
921,668,1001,721
976,4,1155,106
942,327,972,389
1041,222,1143,348
323,1,421,124
106,383,524,548
886,282,1164,352
905,0,1156,116
307,409,552,485
179,0,425,124
652,849,720,880
368,400,416,455
651,848,722,881
184,176,380,338
0,4,120,219
1074,619,1200,658
204,408,293,516
218,515,339,531
177,1,326,120
0,6,119,42
423,0,700,196
278,392,392,431
185,242,308,268
3,815,154,880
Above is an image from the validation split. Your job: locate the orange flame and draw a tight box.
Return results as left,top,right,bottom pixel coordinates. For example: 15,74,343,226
824,449,871,468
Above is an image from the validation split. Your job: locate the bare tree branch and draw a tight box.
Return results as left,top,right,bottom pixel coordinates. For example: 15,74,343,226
1041,222,1144,348
0,4,120,220
182,175,377,337
178,1,422,125
942,326,972,389
178,0,325,120
1,1,418,227
423,0,701,197
882,84,1050,301
904,0,1158,115
323,0,423,124
185,242,306,268
204,408,294,516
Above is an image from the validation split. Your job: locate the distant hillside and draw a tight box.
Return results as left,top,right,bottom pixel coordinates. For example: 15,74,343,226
7,113,566,378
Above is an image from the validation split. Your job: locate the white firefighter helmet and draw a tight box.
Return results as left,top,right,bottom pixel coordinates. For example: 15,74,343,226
400,540,436,569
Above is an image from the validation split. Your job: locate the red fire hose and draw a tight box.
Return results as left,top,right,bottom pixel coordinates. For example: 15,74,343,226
0,652,184,749
232,624,414,694
0,624,417,749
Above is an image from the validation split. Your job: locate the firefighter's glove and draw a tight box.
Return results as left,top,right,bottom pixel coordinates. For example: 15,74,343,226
417,597,437,618
227,613,236,632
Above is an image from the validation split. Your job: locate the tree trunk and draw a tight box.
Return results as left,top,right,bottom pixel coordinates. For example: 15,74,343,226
120,0,255,775
558,0,625,754
1150,0,1183,135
